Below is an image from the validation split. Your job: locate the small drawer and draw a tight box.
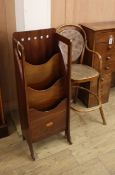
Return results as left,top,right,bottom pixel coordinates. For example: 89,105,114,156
105,56,112,61
110,61,115,72
103,54,115,62
92,54,113,73
29,99,67,142
102,63,112,73
95,43,115,55
95,31,115,44
102,54,115,73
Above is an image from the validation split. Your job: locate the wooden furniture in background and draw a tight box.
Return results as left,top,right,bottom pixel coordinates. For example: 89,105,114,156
0,88,8,138
57,25,106,125
13,28,72,160
0,0,17,115
81,21,115,107
51,0,115,27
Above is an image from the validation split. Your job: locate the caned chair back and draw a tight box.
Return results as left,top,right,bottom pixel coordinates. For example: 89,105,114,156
57,25,87,64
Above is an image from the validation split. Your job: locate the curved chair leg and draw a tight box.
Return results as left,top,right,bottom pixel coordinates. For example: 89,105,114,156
72,85,107,125
99,106,107,125
97,78,107,125
65,129,72,145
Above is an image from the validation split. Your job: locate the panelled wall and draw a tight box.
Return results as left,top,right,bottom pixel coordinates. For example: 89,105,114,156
0,0,16,114
5,0,17,111
51,0,115,27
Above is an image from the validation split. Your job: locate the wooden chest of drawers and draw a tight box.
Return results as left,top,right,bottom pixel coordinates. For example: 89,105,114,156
81,22,115,107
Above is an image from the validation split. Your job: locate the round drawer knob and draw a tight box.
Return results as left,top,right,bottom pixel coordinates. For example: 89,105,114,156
105,66,110,70
106,56,111,60
101,77,104,81
108,45,112,49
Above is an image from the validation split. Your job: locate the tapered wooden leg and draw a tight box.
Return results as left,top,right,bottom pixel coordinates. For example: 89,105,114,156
26,139,35,160
97,78,107,125
65,129,72,145
99,106,107,125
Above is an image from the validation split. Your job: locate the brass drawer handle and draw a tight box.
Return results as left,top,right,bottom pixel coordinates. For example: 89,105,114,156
46,121,54,127
106,56,111,60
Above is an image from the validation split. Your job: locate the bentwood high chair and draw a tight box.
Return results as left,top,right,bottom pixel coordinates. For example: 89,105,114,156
57,25,106,125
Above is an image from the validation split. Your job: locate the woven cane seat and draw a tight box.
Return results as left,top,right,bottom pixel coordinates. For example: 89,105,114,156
71,64,99,83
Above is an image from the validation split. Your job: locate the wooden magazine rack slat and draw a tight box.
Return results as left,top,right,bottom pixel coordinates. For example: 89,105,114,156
25,53,63,89
13,28,72,160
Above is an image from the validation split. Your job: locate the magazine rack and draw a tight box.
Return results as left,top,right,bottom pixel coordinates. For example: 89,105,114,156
13,28,72,160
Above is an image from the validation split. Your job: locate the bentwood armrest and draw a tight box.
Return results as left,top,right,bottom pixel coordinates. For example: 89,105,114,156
86,42,102,74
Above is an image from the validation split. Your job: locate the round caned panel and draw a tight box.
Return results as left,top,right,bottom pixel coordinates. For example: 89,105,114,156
59,29,84,64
